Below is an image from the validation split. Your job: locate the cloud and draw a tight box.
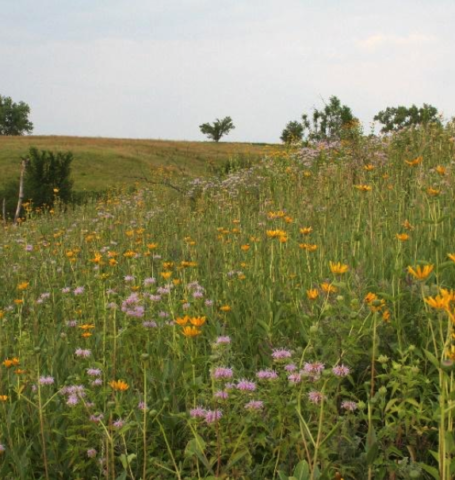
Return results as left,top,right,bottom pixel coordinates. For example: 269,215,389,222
358,33,437,51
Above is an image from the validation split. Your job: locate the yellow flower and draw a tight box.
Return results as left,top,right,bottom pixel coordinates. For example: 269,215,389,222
2,358,20,368
82,332,92,338
299,227,313,235
266,229,287,240
396,233,410,242
17,282,29,291
90,253,103,264
147,243,158,250
162,262,174,269
382,310,391,323
307,289,319,300
364,292,378,304
445,345,455,361
161,271,172,279
364,164,375,171
182,326,201,337
425,295,451,310
0,395,8,402
329,261,349,275
53,188,59,193
14,299,24,305
79,324,95,330
402,220,414,231
190,316,206,327
174,316,190,326
109,380,129,391
354,184,372,192
405,156,422,167
448,253,455,263
220,305,231,312
407,265,434,281
427,187,440,197
321,282,337,294
267,211,286,219
435,165,446,176
173,279,181,286
299,243,318,252
109,258,118,266
123,250,136,258
241,244,250,251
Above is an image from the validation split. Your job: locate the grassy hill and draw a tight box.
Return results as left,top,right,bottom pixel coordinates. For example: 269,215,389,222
0,135,277,191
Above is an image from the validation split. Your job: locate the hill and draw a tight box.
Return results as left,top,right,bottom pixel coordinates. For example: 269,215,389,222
0,135,277,191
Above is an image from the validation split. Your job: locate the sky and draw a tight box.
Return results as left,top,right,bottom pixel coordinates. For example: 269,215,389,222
1,0,454,143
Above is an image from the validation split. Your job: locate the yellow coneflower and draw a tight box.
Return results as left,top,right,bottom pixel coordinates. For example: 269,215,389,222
0,395,8,402
364,292,378,304
241,244,250,251
109,258,118,266
329,262,349,275
79,324,95,330
17,282,29,291
396,233,410,242
307,289,319,300
435,165,446,176
90,253,103,264
182,326,201,337
448,253,455,263
321,282,337,294
354,184,372,192
220,305,231,312
364,164,375,171
123,250,136,258
405,156,422,167
14,369,26,375
407,265,434,281
299,227,313,235
147,243,158,250
109,380,129,391
162,262,174,269
173,279,181,286
425,295,451,310
190,316,206,327
266,229,287,239
82,332,92,338
382,310,391,322
160,271,172,279
284,216,293,224
14,299,23,305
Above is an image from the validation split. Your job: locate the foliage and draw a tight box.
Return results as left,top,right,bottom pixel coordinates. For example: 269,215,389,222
374,103,441,133
0,95,34,136
280,120,304,144
24,147,74,208
199,116,235,142
1,127,455,478
302,96,357,141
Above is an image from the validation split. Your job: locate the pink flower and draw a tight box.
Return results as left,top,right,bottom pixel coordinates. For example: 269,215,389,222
237,379,256,391
332,364,350,377
308,390,326,405
212,367,233,380
272,348,292,360
190,406,206,418
245,400,264,410
205,409,223,424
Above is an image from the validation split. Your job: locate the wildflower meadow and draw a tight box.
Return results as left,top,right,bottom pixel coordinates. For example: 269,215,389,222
2,124,455,479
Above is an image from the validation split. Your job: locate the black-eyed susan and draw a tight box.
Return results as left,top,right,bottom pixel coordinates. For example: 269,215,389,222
407,265,434,281
109,380,129,391
220,305,231,312
182,326,201,337
435,165,446,176
307,289,319,300
354,184,372,192
321,282,337,294
299,227,313,235
190,316,206,327
396,233,410,242
17,282,29,291
405,156,422,167
329,262,349,275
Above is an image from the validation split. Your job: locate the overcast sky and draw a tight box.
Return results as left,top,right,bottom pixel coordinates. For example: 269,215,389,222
1,0,454,143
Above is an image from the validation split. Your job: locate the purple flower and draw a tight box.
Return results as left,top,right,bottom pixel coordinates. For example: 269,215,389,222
157,287,170,295
138,401,147,411
91,378,103,387
212,367,233,380
159,311,169,318
214,390,229,400
190,406,207,418
236,379,256,391
39,376,54,385
288,373,302,384
149,295,162,302
245,400,264,410
272,349,292,360
216,336,231,345
182,302,191,310
341,400,358,412
75,348,91,358
303,362,325,374
144,277,156,286
87,368,102,377
62,287,71,294
143,320,157,328
66,320,77,327
205,299,214,307
66,395,79,406
332,365,350,377
113,419,125,429
73,286,85,295
193,291,204,299
87,448,97,458
107,302,118,310
256,369,278,380
205,409,223,424
25,244,33,252
124,275,135,282
285,363,297,372
308,391,326,405
90,414,104,423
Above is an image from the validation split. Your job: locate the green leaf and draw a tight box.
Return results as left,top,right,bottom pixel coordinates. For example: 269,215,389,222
227,449,250,469
366,442,379,465
277,471,289,480
420,463,440,479
293,460,310,480
424,349,440,369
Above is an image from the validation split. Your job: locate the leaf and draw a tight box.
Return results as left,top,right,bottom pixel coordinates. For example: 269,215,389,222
277,471,289,480
227,449,250,469
420,463,440,480
424,349,440,369
293,460,310,480
365,442,379,465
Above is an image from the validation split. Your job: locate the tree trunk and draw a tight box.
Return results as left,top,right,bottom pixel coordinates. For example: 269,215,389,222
14,158,29,225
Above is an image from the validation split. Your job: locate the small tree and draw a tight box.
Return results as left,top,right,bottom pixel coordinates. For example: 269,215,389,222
280,121,304,144
24,147,74,208
374,104,441,133
302,96,357,142
199,117,235,142
0,95,34,135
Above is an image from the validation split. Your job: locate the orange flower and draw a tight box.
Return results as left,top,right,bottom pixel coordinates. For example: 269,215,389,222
79,324,95,330
17,282,29,291
329,262,349,275
407,265,434,281
382,310,391,323
436,165,446,176
299,243,318,252
299,227,313,235
405,156,422,167
266,229,287,239
82,332,92,338
425,295,451,310
220,305,231,312
3,358,20,368
321,282,337,294
241,244,250,251
109,380,129,391
448,253,455,263
161,271,172,279
174,316,190,326
190,316,206,327
354,184,372,192
307,289,319,300
147,243,158,250
427,187,440,197
0,395,8,402
364,292,378,304
396,233,410,242
364,164,375,171
182,326,201,337
402,220,414,230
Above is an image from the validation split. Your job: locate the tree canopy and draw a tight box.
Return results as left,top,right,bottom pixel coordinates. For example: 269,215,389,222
0,95,34,135
374,104,441,133
199,117,235,142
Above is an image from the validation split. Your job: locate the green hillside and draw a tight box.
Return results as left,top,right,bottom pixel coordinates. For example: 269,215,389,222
0,136,276,191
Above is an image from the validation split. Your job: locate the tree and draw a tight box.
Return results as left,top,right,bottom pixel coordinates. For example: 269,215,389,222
302,96,357,142
374,104,441,133
280,121,304,144
199,117,235,142
24,147,74,208
0,95,34,135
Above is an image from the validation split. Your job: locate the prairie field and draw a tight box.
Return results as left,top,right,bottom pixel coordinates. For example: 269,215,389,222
2,126,455,479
